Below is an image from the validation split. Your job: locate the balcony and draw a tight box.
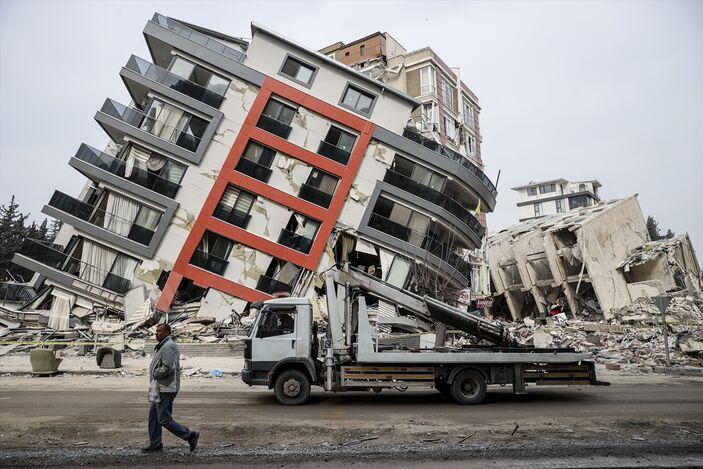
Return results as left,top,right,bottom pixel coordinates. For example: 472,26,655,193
298,183,333,209
72,144,180,198
190,250,228,275
278,228,314,254
402,129,496,196
367,213,471,280
47,191,155,246
317,140,351,165
235,158,273,183
256,114,292,139
213,205,251,228
151,13,246,63
97,99,202,153
383,170,485,239
256,275,293,295
13,239,132,295
124,55,225,108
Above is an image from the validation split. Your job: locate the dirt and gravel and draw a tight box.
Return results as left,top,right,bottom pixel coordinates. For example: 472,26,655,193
1,362,702,467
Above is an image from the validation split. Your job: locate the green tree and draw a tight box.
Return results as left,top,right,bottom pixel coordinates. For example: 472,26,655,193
646,215,675,242
0,195,31,281
47,219,63,242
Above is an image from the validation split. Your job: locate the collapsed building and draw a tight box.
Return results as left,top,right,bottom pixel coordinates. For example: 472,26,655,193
487,195,701,321
5,13,496,348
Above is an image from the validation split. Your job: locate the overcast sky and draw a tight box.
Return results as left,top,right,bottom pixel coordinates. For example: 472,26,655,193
1,0,702,254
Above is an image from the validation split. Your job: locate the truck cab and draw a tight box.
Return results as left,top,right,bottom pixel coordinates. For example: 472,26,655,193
242,297,318,405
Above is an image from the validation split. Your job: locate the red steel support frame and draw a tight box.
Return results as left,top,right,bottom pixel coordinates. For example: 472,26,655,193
156,76,374,311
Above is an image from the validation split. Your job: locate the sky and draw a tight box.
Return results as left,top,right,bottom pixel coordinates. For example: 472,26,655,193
1,0,702,254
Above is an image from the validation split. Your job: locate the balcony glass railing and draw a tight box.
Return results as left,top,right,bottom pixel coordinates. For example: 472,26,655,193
100,99,202,152
17,239,132,294
235,158,273,183
256,114,292,139
151,13,246,63
298,183,333,209
48,191,156,246
402,128,497,197
125,55,225,108
368,213,471,279
278,228,314,254
73,144,180,198
190,250,228,275
256,275,293,295
212,205,251,229
317,140,351,165
383,170,485,239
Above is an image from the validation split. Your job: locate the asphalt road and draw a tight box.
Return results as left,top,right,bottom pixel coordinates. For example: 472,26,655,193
1,379,702,467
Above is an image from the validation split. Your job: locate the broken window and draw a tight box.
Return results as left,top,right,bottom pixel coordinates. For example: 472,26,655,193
280,55,316,85
527,257,553,283
257,258,301,294
501,262,522,288
279,213,320,254
214,184,256,228
421,103,438,130
443,115,457,140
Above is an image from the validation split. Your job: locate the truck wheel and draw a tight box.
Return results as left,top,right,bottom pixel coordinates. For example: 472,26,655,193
450,370,487,405
274,369,310,405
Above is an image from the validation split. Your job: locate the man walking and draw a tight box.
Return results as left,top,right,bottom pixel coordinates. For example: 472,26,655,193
142,323,199,453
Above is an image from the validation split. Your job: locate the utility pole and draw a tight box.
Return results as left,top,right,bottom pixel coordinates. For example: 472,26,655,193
654,296,671,368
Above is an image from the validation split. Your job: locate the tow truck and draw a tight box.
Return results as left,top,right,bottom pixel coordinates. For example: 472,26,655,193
242,267,605,405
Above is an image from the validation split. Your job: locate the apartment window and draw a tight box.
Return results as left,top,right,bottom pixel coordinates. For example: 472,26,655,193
360,44,366,56
579,183,586,191
385,255,411,288
236,142,276,182
214,185,256,228
555,199,564,213
191,231,233,275
340,84,376,116
168,56,230,103
140,98,207,151
534,203,542,217
463,99,473,126
391,155,446,191
440,78,455,110
279,213,320,254
299,169,338,208
539,183,556,194
279,55,317,86
464,131,475,156
128,205,162,245
421,103,438,131
527,187,538,196
318,126,356,164
420,66,436,95
372,196,430,247
444,115,457,140
258,258,301,294
258,99,296,139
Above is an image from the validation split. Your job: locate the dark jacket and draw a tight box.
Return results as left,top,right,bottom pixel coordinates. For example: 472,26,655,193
149,336,180,394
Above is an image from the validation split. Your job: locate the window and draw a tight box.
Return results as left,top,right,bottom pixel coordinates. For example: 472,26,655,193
392,155,446,191
371,196,429,247
318,126,356,164
300,169,338,208
420,103,438,131
340,84,376,116
360,44,366,56
385,255,411,288
534,203,542,217
579,183,586,191
444,115,457,140
257,258,301,294
279,55,317,86
464,131,475,156
131,205,162,236
215,185,256,228
555,199,564,213
279,213,320,254
463,99,473,126
440,78,455,110
236,142,276,182
569,194,592,210
539,183,556,194
262,99,296,125
256,307,296,338
527,187,538,196
167,56,230,105
191,231,233,275
420,66,436,95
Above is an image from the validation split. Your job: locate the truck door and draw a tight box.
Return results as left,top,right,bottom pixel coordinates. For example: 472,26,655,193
251,305,298,368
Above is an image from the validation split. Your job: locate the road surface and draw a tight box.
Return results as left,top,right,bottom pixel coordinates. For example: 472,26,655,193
0,374,702,467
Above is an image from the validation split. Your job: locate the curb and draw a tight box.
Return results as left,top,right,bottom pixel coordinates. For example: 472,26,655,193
652,366,703,376
0,370,241,377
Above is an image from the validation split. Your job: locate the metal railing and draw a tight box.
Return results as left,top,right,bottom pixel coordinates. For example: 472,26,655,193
256,275,293,295
235,157,273,183
190,250,228,275
73,144,180,198
125,55,225,108
100,99,202,152
298,183,333,209
383,170,485,239
317,140,351,165
48,191,156,246
256,114,292,139
278,228,314,254
17,239,132,294
367,213,471,279
151,13,246,63
402,128,497,197
212,205,251,229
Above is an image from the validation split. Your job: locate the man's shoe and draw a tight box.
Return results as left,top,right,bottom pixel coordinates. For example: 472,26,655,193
188,431,199,452
141,443,163,453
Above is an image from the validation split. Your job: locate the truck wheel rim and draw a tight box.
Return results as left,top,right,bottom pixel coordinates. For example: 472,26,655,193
283,378,301,397
460,377,479,398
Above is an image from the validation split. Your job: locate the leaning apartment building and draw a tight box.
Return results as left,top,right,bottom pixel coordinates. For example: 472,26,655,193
12,14,497,324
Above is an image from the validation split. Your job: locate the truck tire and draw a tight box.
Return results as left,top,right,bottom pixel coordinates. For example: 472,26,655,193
449,370,487,405
274,369,311,405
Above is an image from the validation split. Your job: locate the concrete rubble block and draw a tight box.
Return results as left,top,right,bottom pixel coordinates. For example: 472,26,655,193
532,329,554,348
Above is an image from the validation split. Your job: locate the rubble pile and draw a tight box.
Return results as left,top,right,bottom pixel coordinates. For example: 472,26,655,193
508,295,703,370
